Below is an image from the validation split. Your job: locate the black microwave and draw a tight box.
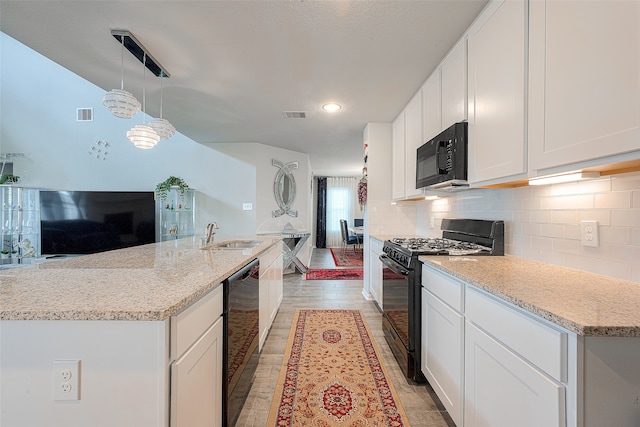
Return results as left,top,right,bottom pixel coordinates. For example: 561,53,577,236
416,122,468,190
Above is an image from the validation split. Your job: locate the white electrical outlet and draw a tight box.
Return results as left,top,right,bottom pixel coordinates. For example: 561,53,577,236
53,360,80,401
429,217,435,229
242,203,253,211
581,220,599,247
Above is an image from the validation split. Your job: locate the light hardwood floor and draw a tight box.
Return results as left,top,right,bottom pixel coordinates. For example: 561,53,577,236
234,248,455,427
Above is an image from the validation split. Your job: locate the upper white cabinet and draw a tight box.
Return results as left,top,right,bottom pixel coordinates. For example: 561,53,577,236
441,38,468,129
467,0,527,185
422,71,442,143
392,111,406,200
528,0,640,173
392,92,424,201
404,91,424,199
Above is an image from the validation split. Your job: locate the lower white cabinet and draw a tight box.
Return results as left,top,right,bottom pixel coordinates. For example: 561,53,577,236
369,238,383,307
421,288,464,427
170,317,223,427
170,284,224,427
464,322,565,427
421,264,572,427
464,285,568,427
259,242,284,350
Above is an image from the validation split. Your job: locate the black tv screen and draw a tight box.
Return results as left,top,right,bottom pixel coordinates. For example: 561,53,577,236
40,191,156,255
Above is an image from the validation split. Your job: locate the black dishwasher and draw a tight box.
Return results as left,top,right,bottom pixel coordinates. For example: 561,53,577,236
223,258,260,427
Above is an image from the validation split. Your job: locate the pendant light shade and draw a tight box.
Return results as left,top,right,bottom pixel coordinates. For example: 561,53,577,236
127,52,160,149
104,35,141,119
103,89,141,119
149,74,175,140
149,117,175,139
127,124,160,149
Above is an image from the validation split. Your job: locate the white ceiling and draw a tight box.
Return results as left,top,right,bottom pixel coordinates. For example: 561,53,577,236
0,1,487,176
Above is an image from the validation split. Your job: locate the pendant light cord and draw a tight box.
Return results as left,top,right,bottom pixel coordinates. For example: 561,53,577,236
120,36,125,91
160,76,164,119
142,52,147,124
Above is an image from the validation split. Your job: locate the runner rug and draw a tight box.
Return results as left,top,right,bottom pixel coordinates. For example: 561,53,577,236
267,309,411,426
330,247,364,267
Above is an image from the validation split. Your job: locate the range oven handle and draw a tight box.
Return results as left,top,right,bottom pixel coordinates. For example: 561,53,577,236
379,254,410,276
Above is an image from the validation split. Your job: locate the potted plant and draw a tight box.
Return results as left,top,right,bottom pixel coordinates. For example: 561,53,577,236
0,174,20,185
155,176,189,202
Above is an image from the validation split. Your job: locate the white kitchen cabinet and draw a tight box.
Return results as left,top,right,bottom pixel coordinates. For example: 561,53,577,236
421,273,464,427
467,0,527,185
422,71,442,142
404,91,424,199
171,316,223,427
392,111,406,200
465,322,565,427
465,285,567,427
258,242,283,350
170,284,224,427
441,38,467,129
368,237,384,307
528,0,640,173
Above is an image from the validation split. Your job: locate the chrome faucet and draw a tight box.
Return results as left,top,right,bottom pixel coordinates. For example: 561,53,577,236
204,222,219,245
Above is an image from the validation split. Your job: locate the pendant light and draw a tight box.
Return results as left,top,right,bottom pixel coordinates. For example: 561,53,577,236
103,36,141,119
127,53,160,149
149,74,176,140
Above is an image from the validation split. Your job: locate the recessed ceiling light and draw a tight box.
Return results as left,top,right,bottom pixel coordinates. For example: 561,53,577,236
322,103,341,112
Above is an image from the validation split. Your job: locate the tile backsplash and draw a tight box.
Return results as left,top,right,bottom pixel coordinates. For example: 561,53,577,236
415,171,640,283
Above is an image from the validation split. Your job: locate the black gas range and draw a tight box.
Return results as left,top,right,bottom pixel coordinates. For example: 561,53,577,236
380,219,504,383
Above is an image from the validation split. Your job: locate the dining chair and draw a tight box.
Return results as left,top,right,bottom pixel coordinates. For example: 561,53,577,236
340,219,360,251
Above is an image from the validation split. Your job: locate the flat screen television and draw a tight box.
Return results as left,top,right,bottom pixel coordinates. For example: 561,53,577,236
40,191,156,256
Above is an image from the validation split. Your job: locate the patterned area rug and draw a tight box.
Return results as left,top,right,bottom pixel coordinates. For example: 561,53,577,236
305,268,406,281
267,309,411,426
305,268,364,280
330,247,364,267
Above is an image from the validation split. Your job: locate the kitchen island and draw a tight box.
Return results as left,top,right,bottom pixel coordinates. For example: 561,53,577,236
0,235,282,427
419,255,640,427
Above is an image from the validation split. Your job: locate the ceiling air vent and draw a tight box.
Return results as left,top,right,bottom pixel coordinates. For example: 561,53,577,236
77,108,94,122
283,111,306,119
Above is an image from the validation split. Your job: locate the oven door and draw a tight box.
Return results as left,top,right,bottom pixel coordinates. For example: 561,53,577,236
380,254,412,351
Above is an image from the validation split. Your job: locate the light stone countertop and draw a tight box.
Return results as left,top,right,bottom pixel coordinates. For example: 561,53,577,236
419,255,640,337
0,235,282,321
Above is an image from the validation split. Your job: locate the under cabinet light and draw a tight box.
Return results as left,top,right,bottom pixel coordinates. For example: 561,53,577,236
424,195,440,201
528,171,600,186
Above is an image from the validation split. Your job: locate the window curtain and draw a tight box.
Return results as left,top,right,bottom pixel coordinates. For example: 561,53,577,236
326,177,359,248
315,177,327,248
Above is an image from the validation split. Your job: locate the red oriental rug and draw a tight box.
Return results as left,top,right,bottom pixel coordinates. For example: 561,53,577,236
305,268,406,281
330,247,364,267
267,309,411,426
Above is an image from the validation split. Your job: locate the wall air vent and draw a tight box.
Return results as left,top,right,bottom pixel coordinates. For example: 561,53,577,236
283,111,307,119
77,108,94,122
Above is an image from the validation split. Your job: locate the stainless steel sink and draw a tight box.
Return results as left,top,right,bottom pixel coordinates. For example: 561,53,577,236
210,240,262,249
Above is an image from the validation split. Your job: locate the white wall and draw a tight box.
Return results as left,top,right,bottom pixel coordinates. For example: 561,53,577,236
0,32,276,239
416,172,640,283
